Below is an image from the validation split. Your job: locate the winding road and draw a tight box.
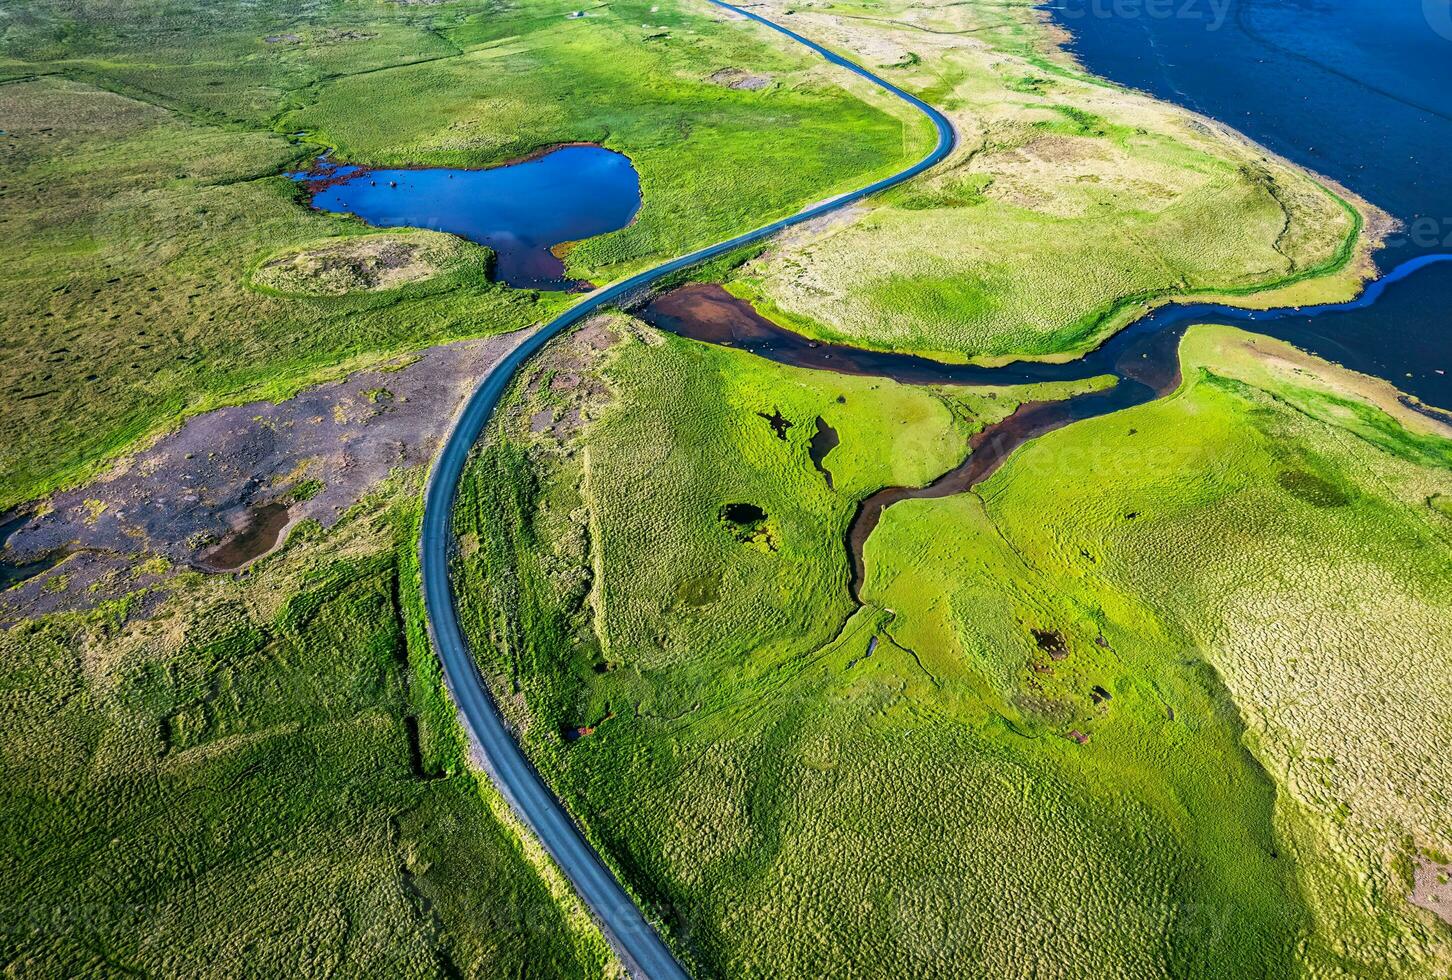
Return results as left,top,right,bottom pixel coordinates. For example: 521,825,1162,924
419,3,954,977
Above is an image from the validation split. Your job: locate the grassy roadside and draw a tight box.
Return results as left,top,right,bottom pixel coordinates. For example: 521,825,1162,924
454,315,1452,976
0,472,617,976
0,0,927,511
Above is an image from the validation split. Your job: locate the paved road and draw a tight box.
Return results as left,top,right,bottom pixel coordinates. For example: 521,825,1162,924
419,3,955,977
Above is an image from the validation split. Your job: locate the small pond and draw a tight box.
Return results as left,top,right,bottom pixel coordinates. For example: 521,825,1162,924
294,144,641,291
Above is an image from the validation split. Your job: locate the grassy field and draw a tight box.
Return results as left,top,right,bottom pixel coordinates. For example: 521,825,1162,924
724,0,1379,363
282,0,935,278
0,0,924,510
6,0,1439,975
864,325,1452,974
454,314,1106,681
455,318,1452,976
0,472,614,976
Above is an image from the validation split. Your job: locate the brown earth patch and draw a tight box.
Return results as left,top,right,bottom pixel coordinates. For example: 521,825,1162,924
1410,857,1452,926
252,235,465,296
512,315,621,444
0,329,530,624
1032,627,1070,661
708,67,773,91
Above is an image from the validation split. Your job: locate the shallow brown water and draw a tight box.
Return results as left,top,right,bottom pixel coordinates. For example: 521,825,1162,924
199,501,292,571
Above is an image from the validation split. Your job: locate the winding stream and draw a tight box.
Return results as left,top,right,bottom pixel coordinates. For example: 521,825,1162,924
642,253,1452,595
1046,0,1452,407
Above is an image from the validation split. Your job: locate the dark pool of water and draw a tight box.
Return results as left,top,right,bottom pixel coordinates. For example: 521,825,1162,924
809,417,840,489
1044,0,1452,407
0,509,64,591
294,144,642,291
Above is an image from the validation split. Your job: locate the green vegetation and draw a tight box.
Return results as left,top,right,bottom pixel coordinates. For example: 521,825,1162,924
5,0,1439,975
864,326,1452,973
727,0,1376,363
457,315,1105,676
0,475,613,976
249,232,484,297
0,0,925,510
282,0,935,277
456,319,1452,976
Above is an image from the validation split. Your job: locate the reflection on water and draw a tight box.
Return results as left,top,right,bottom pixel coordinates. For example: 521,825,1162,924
295,145,641,291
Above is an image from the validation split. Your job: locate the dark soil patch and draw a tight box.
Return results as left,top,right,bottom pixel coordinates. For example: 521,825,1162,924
1,330,529,623
708,67,773,90
561,710,614,743
809,416,839,490
721,502,766,525
1032,628,1070,661
758,408,792,440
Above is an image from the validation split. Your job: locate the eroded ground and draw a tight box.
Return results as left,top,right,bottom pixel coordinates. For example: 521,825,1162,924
1412,858,1452,927
251,232,477,295
1,330,527,623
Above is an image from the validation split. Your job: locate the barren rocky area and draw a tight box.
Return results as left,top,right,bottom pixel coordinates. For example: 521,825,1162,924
0,329,528,622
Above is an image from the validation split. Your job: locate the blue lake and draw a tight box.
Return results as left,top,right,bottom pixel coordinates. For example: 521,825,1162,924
1045,0,1452,407
295,144,641,291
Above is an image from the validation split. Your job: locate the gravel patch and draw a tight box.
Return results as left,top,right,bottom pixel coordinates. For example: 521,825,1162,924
1,328,530,623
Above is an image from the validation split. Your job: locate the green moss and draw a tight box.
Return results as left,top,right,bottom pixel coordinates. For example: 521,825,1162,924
0,0,926,509
456,321,1452,976
733,0,1373,363
865,325,1452,973
288,478,325,502
0,478,612,976
456,321,1295,976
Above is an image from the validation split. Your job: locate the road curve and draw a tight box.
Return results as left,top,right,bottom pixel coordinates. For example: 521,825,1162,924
418,4,955,977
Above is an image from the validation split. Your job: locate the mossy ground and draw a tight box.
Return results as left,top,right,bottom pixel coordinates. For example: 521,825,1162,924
863,326,1452,973
0,0,924,510
4,0,1438,974
725,0,1379,363
0,474,615,976
456,320,1452,976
